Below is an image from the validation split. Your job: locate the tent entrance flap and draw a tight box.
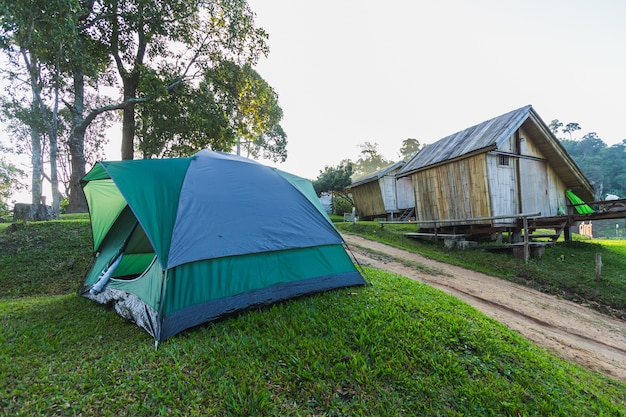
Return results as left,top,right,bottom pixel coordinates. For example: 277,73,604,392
90,211,154,290
113,225,158,279
113,254,158,280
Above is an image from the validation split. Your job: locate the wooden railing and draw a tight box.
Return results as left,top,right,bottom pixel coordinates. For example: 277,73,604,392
381,212,542,262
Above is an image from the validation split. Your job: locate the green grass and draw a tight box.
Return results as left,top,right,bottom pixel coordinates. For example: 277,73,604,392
0,216,93,298
336,221,626,319
1,218,625,415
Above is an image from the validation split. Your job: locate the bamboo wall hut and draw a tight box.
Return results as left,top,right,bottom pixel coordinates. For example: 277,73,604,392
397,105,594,229
349,161,415,220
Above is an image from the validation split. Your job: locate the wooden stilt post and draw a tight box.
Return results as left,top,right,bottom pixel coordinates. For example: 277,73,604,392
523,216,529,263
595,253,602,281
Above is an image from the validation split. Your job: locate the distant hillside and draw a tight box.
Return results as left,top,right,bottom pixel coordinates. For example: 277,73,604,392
559,137,626,198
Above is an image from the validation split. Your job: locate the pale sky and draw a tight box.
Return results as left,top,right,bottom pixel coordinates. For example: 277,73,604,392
4,0,626,204
247,0,626,179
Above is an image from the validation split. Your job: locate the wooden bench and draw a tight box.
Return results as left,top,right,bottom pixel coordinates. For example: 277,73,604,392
404,232,465,240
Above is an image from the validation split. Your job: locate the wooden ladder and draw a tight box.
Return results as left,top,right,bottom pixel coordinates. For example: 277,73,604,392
397,208,415,222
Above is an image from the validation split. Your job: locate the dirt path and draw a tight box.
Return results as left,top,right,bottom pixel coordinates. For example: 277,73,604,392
342,234,626,383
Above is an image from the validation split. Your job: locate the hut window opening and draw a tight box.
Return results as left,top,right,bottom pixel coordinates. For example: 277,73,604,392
498,155,510,166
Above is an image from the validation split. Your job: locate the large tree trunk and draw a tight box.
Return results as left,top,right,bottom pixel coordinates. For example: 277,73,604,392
66,67,88,213
46,54,62,219
49,126,61,219
120,75,139,160
29,103,43,220
121,103,135,160
67,128,87,213
25,52,43,221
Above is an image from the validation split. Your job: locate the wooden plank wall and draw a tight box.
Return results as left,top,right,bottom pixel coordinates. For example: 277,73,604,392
351,181,386,218
546,167,569,214
486,153,517,222
396,176,416,210
484,127,571,221
407,125,576,226
412,153,492,224
380,177,398,212
519,126,570,216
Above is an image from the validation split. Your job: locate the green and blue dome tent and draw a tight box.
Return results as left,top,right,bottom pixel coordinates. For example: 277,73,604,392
80,150,366,343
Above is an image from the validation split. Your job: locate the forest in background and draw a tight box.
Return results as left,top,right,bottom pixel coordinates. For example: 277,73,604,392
550,120,625,199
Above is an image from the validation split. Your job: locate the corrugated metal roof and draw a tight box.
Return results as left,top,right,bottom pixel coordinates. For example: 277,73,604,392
398,105,532,175
349,160,406,188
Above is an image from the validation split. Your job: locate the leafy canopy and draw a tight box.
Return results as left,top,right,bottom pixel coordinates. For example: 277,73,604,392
313,160,354,197
354,141,392,177
398,138,421,161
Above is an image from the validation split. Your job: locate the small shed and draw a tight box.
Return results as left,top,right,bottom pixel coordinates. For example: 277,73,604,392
348,161,415,220
397,105,594,230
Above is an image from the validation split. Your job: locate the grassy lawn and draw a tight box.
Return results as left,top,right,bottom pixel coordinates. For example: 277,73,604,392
334,220,626,319
1,217,625,415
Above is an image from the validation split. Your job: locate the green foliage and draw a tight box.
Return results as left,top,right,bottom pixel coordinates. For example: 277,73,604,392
95,0,272,159
560,136,626,197
562,122,581,139
552,119,625,197
548,119,563,135
313,160,354,196
59,197,69,214
137,79,234,158
313,160,355,215
0,155,25,217
398,138,421,161
137,60,287,161
331,195,354,216
0,0,113,210
354,141,393,177
208,61,287,162
1,0,281,206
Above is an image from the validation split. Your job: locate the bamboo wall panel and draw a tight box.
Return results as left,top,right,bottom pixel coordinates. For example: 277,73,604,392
546,163,569,215
519,126,543,157
412,153,491,224
351,181,386,218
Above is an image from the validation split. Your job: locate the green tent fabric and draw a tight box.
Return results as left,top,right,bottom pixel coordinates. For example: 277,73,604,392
566,189,595,214
80,150,366,343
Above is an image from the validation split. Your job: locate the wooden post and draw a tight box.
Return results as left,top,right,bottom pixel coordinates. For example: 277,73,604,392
564,224,572,241
595,253,602,281
523,216,529,263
